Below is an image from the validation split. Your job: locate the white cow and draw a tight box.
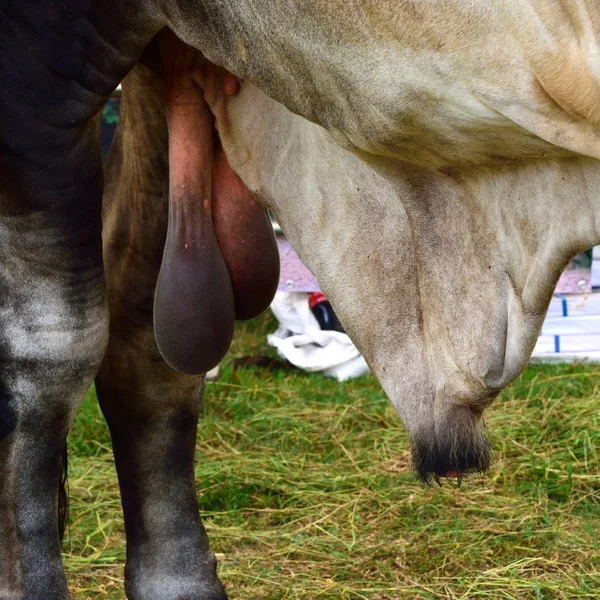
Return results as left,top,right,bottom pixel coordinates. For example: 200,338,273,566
199,0,600,480
2,1,599,598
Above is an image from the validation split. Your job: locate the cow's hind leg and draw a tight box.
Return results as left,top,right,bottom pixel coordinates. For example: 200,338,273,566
95,63,226,600
0,121,108,598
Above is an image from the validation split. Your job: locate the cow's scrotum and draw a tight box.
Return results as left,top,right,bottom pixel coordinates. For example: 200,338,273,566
154,32,280,374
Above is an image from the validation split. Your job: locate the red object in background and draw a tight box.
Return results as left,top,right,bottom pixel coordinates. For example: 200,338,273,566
308,292,345,333
308,292,327,308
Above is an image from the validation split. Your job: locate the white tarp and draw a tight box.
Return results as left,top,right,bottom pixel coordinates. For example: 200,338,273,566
268,292,369,381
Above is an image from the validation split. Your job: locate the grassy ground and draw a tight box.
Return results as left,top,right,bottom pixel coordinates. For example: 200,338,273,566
64,312,600,599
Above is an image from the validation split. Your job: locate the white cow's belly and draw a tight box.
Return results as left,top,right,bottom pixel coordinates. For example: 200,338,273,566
318,53,575,169
184,0,600,168
275,41,600,168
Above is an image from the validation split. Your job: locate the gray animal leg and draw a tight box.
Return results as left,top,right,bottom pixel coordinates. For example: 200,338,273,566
96,62,227,600
0,122,108,599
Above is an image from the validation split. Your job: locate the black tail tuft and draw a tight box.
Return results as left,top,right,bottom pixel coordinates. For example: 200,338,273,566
58,442,69,544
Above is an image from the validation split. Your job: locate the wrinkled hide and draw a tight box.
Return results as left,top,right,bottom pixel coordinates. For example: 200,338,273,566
215,85,600,480
180,0,600,479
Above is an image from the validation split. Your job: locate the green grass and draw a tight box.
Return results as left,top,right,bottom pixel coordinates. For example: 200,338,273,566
64,312,600,598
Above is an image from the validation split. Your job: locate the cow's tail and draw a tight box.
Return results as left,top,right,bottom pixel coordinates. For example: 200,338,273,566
58,442,69,543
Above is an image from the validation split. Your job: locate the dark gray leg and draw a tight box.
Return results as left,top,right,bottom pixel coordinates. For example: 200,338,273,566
0,122,108,599
96,63,227,600
96,346,225,600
